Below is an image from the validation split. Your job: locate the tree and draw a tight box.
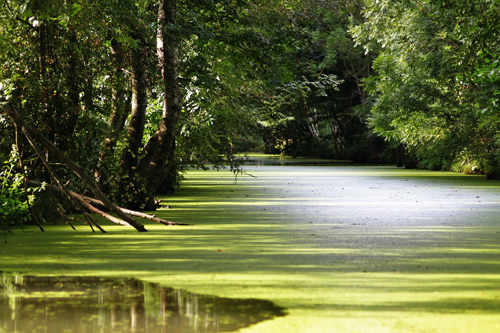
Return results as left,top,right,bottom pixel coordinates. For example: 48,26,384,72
231,0,385,161
1,0,406,232
1,0,261,226
0,0,185,227
352,0,500,174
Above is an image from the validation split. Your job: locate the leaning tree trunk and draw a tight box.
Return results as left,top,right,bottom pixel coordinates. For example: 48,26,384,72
0,100,147,232
133,0,183,210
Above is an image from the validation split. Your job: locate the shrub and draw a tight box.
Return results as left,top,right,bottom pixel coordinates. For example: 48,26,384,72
0,146,43,238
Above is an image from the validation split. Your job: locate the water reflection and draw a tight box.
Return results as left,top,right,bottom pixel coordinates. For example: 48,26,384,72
0,274,286,332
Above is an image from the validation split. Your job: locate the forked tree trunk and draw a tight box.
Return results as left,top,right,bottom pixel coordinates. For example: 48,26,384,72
99,0,183,210
130,0,182,210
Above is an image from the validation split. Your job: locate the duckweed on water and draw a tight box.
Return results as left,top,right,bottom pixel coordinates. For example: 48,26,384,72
1,165,500,332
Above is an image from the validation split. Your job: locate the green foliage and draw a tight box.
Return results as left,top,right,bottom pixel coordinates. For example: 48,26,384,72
0,146,44,237
474,52,500,116
233,0,385,161
352,0,500,174
262,74,343,157
0,0,399,213
1,0,112,175
173,0,273,169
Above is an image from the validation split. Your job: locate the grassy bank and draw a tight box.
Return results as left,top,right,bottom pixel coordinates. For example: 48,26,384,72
1,166,500,332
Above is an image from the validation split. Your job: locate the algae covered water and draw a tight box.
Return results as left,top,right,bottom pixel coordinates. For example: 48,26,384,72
0,274,285,332
1,164,500,332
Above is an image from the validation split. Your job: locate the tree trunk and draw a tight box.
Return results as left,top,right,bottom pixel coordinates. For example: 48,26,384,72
133,0,183,209
329,114,348,159
397,143,405,168
59,31,80,150
97,38,128,192
38,21,56,143
118,37,149,209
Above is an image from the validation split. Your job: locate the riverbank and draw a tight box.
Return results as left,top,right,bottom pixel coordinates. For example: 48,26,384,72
2,165,500,332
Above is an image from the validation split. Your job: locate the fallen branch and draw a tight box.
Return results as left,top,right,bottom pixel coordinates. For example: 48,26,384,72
0,100,146,231
119,208,190,226
81,195,188,225
16,122,106,233
29,181,190,226
76,195,132,227
56,205,76,230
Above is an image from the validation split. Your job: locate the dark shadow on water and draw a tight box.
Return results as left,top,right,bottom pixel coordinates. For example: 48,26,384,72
0,273,286,333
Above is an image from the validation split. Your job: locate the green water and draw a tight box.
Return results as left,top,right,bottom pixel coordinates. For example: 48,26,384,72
1,164,500,332
0,274,285,332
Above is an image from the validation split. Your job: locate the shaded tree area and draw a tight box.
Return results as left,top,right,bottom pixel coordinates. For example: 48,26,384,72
351,0,500,175
2,0,498,233
234,0,386,162
1,0,254,231
1,0,384,233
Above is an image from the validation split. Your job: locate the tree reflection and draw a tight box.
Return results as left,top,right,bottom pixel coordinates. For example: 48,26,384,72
0,274,286,332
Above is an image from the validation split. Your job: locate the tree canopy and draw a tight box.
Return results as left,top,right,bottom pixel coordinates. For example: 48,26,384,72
352,0,500,173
